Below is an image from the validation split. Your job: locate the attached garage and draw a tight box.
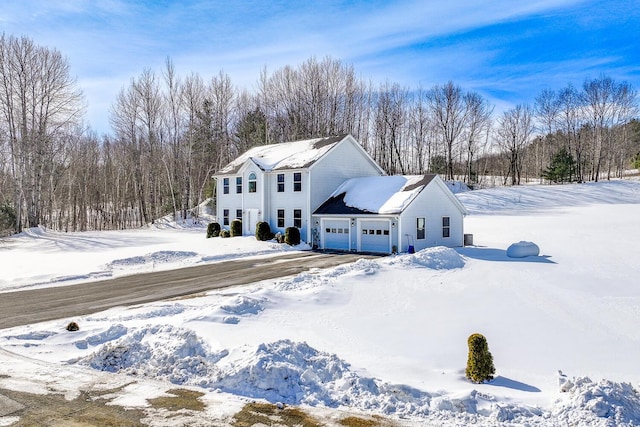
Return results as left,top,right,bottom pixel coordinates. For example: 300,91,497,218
359,220,391,253
313,174,467,254
322,219,351,251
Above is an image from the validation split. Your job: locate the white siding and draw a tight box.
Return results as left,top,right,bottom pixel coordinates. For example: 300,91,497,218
399,180,465,251
216,175,243,228
216,164,266,234
308,138,384,213
266,170,309,239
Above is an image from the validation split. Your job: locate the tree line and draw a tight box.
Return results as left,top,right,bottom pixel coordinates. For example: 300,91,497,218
0,34,638,235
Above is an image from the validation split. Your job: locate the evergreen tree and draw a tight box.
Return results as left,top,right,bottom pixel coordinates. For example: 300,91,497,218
230,219,243,237
284,227,301,246
465,333,495,383
0,203,16,237
542,147,576,183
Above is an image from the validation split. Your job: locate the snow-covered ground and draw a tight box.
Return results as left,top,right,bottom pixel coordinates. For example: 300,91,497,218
1,180,640,426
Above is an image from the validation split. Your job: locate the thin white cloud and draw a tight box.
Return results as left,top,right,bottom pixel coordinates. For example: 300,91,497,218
0,0,636,136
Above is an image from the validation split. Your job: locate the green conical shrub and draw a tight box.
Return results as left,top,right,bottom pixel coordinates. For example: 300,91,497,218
284,227,300,246
465,333,495,383
230,219,242,237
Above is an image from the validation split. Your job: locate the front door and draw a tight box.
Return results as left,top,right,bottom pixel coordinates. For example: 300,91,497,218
246,209,259,235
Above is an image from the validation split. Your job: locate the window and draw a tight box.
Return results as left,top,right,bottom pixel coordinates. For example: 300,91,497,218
293,172,302,192
236,176,242,193
277,209,285,228
362,229,368,235
293,209,302,228
277,173,285,192
416,217,425,240
223,178,229,194
442,216,450,238
248,173,257,193
223,209,229,226
236,209,243,220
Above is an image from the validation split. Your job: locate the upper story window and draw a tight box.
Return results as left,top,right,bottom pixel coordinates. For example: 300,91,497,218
442,216,450,238
236,176,242,193
248,172,257,193
223,178,229,194
293,172,302,192
417,217,426,240
277,173,285,192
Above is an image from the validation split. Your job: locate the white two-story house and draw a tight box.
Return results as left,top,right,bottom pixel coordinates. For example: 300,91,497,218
214,134,468,253
213,135,384,244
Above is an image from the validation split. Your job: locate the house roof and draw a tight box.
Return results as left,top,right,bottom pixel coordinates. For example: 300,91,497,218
314,175,438,215
215,135,348,175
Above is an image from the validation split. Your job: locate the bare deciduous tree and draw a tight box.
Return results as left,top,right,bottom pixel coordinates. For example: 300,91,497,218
462,92,493,184
496,104,534,185
425,81,470,180
0,34,83,231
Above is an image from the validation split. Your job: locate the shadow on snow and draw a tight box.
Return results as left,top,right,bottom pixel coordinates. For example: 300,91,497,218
489,376,541,393
457,247,556,264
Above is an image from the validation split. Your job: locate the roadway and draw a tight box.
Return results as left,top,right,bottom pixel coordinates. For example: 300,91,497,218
0,251,375,329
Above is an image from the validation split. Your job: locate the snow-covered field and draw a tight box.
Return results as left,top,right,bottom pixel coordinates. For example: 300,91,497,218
1,180,640,426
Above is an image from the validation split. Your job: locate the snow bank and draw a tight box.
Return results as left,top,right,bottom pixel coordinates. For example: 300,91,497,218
84,333,640,425
274,258,381,292
82,325,227,387
387,246,465,270
108,251,200,271
195,296,269,324
553,376,640,426
201,339,434,416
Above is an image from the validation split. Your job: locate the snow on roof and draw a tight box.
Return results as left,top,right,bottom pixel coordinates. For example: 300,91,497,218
216,135,346,174
315,175,436,215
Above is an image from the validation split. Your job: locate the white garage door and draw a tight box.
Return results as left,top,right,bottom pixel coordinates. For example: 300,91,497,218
322,219,350,251
360,220,391,253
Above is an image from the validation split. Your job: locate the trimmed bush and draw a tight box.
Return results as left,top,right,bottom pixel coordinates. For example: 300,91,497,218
465,333,495,383
255,221,274,241
66,321,80,332
275,232,284,244
220,229,231,238
284,227,301,246
206,222,221,238
230,219,242,237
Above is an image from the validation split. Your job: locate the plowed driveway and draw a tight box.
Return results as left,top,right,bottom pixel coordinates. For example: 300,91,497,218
0,251,376,329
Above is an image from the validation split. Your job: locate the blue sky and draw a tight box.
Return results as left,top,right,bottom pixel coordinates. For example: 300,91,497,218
2,0,638,135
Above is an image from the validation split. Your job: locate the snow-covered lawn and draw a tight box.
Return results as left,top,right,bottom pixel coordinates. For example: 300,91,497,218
1,180,640,426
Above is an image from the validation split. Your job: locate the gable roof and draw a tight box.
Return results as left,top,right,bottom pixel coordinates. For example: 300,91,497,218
215,135,348,175
314,175,438,215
